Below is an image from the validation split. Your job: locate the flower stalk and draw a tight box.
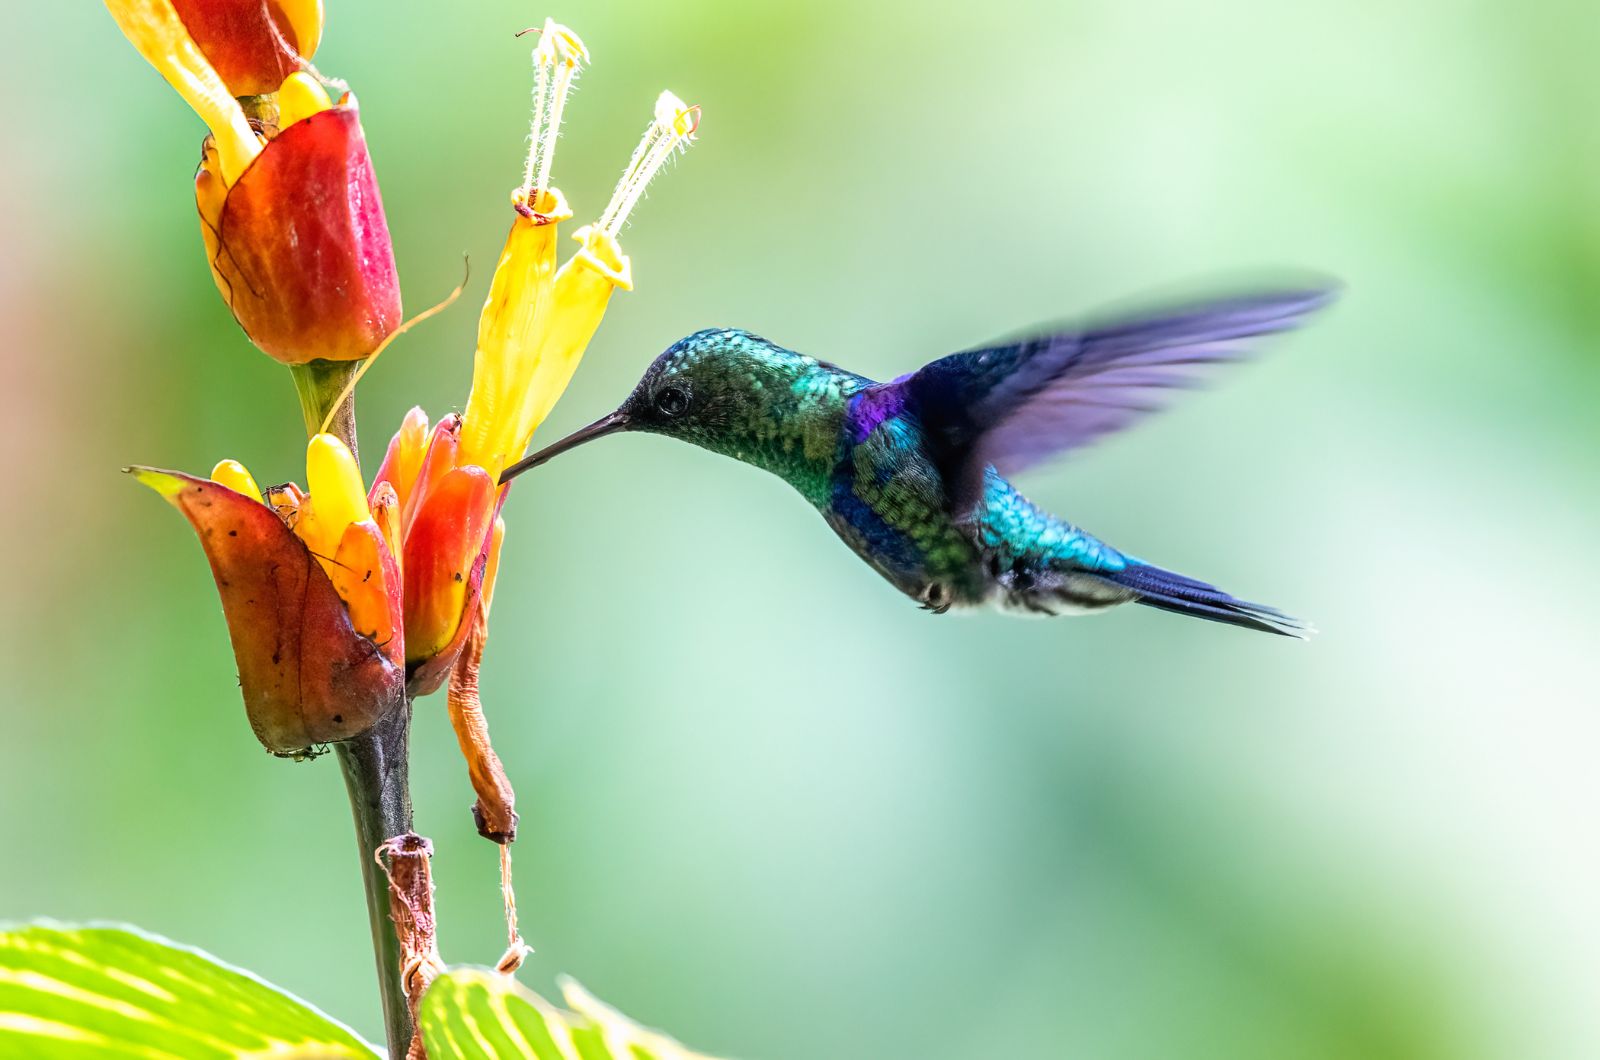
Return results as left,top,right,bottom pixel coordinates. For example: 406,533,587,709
295,347,418,1059
290,360,362,452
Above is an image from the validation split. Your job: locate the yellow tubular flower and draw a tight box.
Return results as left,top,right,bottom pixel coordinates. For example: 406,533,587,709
209,458,262,502
277,71,332,128
512,226,630,448
509,91,700,453
459,22,586,476
459,189,571,475
103,0,261,184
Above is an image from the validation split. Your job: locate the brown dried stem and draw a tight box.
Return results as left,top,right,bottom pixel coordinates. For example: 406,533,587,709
446,605,529,970
377,833,447,1060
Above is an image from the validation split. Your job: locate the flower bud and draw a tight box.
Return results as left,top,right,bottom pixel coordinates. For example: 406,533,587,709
196,92,402,364
370,407,430,510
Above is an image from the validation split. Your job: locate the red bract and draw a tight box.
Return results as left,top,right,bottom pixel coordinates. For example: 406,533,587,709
131,467,404,756
197,100,402,365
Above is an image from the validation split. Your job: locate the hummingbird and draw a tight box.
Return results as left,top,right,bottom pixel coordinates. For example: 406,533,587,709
503,286,1335,635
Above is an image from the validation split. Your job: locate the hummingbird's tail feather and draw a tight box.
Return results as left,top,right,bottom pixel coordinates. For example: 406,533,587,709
1099,561,1310,638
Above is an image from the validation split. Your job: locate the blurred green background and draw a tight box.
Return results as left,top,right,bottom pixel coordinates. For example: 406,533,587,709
4,1,1597,1057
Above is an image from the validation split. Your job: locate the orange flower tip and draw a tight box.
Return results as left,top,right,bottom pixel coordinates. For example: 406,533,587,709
209,458,264,503
306,433,370,538
277,71,333,129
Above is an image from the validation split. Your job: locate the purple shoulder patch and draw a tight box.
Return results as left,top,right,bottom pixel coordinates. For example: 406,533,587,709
846,384,907,443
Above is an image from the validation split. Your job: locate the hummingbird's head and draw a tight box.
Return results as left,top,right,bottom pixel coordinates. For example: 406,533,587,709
501,327,823,481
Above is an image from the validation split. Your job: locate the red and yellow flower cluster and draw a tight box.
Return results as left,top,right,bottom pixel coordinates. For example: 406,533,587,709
113,1,697,760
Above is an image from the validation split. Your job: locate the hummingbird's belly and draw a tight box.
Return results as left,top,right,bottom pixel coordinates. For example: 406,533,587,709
980,547,1135,618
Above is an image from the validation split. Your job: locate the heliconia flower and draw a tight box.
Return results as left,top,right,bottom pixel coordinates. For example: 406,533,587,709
129,434,404,756
105,0,401,364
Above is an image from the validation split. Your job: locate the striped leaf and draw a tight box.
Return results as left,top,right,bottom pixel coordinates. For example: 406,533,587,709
420,967,721,1060
0,923,379,1058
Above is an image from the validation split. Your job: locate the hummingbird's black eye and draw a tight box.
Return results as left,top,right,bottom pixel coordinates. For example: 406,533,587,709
655,385,690,418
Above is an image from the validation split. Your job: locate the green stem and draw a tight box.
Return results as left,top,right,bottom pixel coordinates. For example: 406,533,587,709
289,359,362,458
289,357,414,1057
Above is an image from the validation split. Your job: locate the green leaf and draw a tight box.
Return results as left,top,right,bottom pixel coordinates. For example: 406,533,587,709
0,922,380,1058
420,967,722,1060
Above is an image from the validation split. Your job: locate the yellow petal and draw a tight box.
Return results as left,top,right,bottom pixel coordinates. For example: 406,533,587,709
305,433,369,546
512,226,629,451
459,194,568,476
103,0,262,183
276,0,324,60
277,71,332,129
209,458,263,502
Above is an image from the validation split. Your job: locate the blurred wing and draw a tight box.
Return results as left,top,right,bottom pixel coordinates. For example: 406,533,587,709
902,286,1338,515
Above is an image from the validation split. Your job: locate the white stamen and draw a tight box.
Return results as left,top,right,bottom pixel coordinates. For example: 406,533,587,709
597,91,699,236
536,59,579,196
520,39,551,195
517,20,587,205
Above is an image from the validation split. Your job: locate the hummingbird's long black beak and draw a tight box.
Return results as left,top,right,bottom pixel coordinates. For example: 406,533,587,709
499,410,631,484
